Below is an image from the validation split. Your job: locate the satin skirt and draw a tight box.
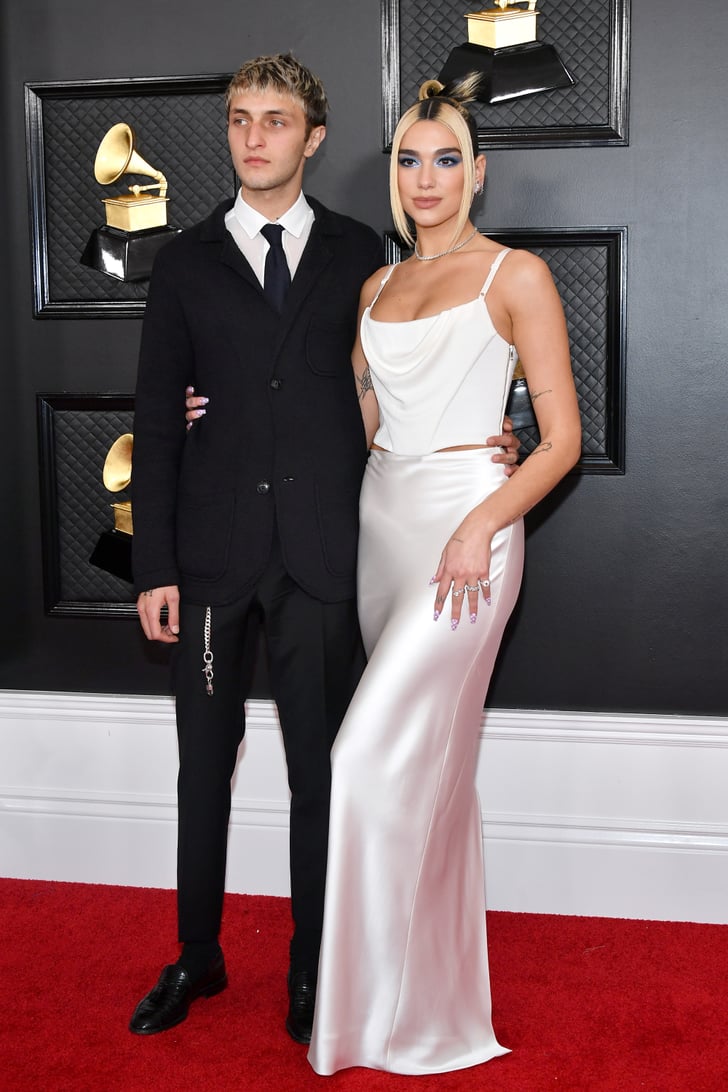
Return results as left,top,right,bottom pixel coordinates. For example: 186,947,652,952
308,449,524,1076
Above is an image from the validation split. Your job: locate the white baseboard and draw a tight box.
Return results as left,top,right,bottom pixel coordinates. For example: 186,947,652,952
1,690,727,923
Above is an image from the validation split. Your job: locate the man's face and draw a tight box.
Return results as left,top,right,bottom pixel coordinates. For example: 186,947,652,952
227,89,325,200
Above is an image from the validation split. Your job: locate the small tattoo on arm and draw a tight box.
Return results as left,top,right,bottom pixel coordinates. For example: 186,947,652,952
530,388,552,402
358,365,374,400
532,441,553,456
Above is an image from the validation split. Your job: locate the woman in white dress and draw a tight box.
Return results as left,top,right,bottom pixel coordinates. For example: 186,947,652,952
308,77,582,1076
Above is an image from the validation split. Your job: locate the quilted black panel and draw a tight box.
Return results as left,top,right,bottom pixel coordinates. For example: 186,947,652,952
44,91,232,302
491,244,609,458
494,235,623,465
387,0,629,145
38,399,138,612
54,407,135,603
27,77,236,313
499,245,611,459
535,243,607,455
400,0,606,123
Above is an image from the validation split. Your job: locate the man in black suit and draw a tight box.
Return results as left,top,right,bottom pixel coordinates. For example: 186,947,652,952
129,54,518,1043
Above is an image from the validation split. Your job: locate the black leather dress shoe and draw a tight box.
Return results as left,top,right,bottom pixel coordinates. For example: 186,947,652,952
285,970,316,1044
129,952,227,1035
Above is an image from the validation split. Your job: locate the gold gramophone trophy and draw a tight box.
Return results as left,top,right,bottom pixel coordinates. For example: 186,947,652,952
80,123,181,282
88,433,134,582
439,1,575,104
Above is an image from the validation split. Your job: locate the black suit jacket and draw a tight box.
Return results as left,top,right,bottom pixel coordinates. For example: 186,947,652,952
131,196,383,605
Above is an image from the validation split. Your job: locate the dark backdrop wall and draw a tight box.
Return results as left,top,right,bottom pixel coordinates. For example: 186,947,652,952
0,0,725,714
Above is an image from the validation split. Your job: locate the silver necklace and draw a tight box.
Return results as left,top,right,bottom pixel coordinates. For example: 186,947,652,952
413,226,479,262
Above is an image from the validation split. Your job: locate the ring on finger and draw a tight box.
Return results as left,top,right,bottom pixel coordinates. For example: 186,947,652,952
478,579,490,589
452,588,465,598
464,584,479,593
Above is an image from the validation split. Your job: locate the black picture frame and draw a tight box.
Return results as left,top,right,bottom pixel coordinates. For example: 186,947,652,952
381,0,630,149
384,227,627,474
37,393,138,617
25,74,235,319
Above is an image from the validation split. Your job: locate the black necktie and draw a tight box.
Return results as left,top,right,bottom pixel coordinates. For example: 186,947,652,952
260,222,291,312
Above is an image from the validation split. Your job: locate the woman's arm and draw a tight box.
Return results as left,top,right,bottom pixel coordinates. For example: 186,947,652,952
351,276,382,449
434,251,581,625
479,250,582,521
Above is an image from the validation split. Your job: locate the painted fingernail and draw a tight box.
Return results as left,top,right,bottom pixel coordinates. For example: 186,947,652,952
451,619,459,631
429,576,437,585
470,612,477,624
486,597,491,607
433,610,440,621
200,397,209,405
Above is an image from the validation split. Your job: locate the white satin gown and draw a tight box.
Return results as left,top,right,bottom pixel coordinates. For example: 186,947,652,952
308,250,524,1076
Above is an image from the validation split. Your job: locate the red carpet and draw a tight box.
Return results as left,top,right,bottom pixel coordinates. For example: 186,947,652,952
1,879,726,1091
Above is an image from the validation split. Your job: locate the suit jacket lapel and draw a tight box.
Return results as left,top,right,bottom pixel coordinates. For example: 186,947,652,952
219,231,263,297
203,197,342,363
279,223,332,323
273,197,342,342
202,199,264,298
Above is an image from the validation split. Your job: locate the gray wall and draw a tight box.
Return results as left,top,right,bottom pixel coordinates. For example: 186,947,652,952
1,0,725,713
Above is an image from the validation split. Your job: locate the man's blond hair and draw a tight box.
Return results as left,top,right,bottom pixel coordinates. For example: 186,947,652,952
226,53,328,133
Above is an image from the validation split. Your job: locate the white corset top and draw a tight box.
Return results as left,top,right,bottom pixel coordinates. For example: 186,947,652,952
361,249,515,455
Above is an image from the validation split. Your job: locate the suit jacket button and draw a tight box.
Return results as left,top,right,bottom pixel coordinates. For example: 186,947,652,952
270,378,282,390
256,480,271,494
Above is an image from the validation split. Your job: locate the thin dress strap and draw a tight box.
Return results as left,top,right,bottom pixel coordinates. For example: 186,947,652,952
479,248,511,298
369,265,397,309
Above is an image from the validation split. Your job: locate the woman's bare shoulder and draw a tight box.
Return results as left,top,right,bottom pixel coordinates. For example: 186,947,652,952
499,245,554,286
494,246,565,325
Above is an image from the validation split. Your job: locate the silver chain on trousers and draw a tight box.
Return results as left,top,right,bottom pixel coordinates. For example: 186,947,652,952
202,606,214,696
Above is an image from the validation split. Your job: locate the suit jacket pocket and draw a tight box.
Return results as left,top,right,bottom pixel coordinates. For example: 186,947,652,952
305,317,355,377
176,489,235,582
314,484,360,579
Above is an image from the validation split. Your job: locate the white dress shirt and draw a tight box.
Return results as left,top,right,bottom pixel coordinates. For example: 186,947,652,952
224,190,314,286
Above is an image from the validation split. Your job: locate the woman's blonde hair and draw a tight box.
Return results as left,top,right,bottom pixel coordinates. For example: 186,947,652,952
389,76,481,248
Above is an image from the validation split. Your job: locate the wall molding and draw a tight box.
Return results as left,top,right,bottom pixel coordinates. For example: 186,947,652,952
482,707,728,747
2,690,727,922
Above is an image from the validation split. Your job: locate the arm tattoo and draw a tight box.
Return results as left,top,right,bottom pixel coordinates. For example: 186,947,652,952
357,365,374,401
532,441,553,456
530,388,552,402
508,509,530,525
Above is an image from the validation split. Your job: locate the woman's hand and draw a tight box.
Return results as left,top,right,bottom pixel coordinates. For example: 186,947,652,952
432,512,493,630
185,385,209,430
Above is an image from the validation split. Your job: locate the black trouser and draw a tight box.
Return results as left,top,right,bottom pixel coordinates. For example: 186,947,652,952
173,534,364,974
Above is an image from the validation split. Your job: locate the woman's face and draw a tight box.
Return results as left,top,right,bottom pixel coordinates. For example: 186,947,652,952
396,119,468,230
